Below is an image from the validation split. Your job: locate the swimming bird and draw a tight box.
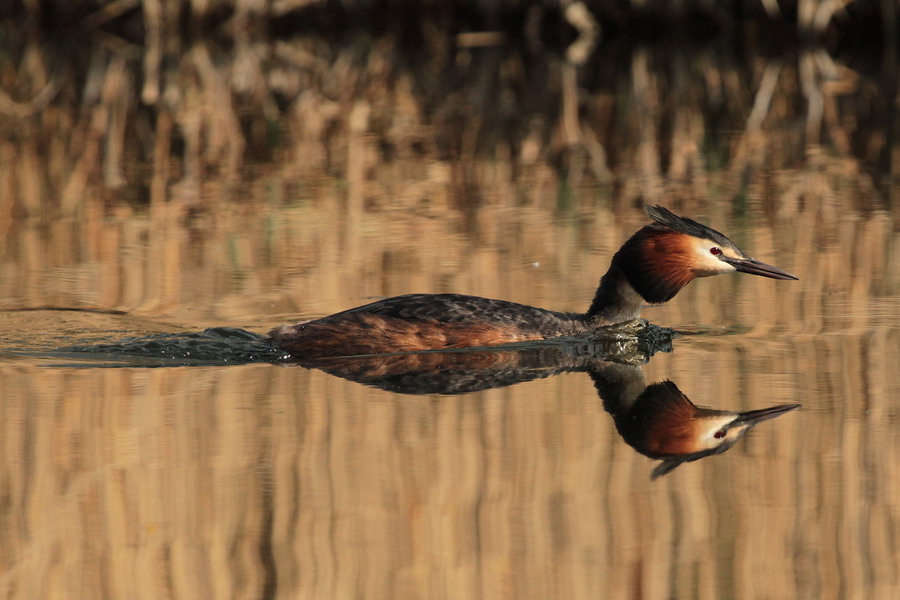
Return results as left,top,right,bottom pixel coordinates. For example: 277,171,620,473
269,205,797,357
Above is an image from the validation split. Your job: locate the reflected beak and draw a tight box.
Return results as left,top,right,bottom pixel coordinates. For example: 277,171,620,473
724,257,799,280
733,403,801,426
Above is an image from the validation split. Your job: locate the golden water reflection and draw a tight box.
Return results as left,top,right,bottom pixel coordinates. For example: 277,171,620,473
1,324,896,598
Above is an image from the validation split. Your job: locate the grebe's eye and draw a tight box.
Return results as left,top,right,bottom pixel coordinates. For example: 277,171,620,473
709,247,722,256
714,429,727,439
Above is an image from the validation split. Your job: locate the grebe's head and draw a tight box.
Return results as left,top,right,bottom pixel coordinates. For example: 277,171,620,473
616,205,798,304
615,380,800,479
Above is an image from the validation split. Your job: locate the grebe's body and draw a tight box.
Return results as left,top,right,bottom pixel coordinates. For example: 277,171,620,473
269,206,797,357
270,293,597,357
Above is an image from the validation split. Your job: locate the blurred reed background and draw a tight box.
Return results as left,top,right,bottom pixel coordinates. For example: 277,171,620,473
0,0,897,326
0,1,899,599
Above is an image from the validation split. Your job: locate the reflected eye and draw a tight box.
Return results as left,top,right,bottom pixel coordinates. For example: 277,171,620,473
714,429,727,439
710,247,722,256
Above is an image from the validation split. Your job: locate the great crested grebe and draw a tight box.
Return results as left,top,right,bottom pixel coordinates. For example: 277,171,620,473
269,206,797,357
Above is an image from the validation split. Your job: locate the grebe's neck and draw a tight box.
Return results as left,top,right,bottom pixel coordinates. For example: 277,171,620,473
585,262,646,324
585,226,697,325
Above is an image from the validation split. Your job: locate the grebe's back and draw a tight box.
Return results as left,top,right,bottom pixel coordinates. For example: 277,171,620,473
268,293,586,357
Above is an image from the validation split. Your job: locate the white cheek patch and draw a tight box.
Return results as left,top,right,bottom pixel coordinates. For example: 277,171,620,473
697,417,742,449
698,423,725,449
691,241,737,276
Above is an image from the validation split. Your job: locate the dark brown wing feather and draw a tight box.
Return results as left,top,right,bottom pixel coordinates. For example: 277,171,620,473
269,293,585,358
335,293,578,326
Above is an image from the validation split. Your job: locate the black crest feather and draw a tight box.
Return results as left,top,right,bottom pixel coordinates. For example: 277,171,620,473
645,205,744,254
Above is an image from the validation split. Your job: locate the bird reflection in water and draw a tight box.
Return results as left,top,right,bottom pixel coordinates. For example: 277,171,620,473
590,363,799,479
290,327,799,479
